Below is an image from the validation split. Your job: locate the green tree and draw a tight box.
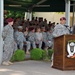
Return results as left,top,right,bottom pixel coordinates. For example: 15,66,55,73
5,10,25,19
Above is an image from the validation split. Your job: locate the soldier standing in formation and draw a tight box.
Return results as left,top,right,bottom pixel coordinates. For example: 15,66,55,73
2,18,15,65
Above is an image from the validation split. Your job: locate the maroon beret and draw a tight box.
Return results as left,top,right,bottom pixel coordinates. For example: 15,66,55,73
60,17,66,21
29,27,35,31
6,18,14,22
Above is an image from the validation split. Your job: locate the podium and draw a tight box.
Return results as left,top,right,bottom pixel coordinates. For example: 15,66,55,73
52,35,75,70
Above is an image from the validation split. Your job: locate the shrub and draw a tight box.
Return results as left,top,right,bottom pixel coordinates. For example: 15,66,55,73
42,50,51,61
42,50,47,59
48,49,53,59
11,49,25,62
30,48,43,60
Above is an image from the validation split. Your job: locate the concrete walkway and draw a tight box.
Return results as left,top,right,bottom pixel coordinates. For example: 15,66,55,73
0,60,75,75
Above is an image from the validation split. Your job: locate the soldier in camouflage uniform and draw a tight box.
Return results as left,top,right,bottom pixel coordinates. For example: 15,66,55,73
2,18,14,65
35,27,43,49
41,27,49,50
46,29,54,48
51,17,70,67
53,17,70,37
28,27,36,49
17,26,30,54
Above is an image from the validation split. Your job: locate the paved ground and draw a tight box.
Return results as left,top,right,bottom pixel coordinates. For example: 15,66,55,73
0,60,75,75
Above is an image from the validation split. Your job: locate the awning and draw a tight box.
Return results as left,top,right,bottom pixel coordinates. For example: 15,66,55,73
4,0,74,12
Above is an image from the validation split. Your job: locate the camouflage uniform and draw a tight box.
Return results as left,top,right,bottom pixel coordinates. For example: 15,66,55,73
14,30,19,44
53,24,70,37
42,32,49,48
28,32,36,48
46,31,53,47
17,32,30,51
2,25,14,62
35,32,43,49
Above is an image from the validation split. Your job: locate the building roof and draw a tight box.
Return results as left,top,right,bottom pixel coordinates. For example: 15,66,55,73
4,0,74,12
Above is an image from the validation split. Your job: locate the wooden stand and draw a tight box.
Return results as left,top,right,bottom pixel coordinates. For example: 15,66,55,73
52,35,75,70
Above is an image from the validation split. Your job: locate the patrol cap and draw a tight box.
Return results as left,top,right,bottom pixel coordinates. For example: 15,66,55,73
6,18,14,22
18,26,23,29
60,17,66,21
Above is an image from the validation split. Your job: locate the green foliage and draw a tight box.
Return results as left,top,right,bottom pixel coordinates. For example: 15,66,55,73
48,49,53,59
42,50,47,60
11,49,25,62
30,48,43,60
5,10,25,19
42,50,50,61
30,48,53,61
